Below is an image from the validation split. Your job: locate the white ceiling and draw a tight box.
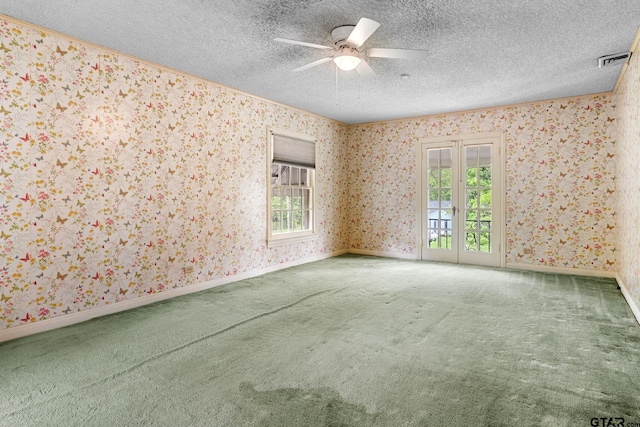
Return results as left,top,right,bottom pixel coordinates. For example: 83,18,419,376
2,1,639,124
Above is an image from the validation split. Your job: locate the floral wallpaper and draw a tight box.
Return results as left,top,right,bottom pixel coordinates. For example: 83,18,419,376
0,15,626,333
0,18,350,330
615,47,640,311
347,95,617,271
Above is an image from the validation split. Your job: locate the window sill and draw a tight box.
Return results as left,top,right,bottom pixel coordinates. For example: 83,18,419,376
267,232,318,248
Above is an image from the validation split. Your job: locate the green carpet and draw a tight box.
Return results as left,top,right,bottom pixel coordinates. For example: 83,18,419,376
1,255,639,426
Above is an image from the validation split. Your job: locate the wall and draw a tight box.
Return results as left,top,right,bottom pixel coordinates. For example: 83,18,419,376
0,18,350,331
348,95,617,271
615,46,640,313
0,15,627,335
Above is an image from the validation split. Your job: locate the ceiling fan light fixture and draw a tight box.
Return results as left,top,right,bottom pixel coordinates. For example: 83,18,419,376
333,47,361,71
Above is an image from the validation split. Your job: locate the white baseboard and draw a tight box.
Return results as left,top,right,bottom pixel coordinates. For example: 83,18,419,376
348,248,418,260
348,252,621,279
4,250,633,343
0,249,349,343
506,262,617,278
615,274,640,326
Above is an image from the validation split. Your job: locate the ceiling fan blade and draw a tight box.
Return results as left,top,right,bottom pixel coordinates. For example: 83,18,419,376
274,38,333,50
357,60,376,78
367,48,430,60
346,18,380,48
292,57,333,72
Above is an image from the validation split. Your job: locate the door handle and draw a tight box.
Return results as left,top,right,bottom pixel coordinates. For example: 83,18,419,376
452,206,457,216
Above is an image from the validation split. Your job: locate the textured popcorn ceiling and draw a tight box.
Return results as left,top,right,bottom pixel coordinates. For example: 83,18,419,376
2,0,639,124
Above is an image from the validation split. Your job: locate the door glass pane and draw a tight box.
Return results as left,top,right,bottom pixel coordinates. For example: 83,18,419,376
466,208,479,232
479,167,491,187
428,170,439,189
480,212,492,231
466,146,478,165
426,147,452,250
478,146,491,167
441,168,452,187
466,167,478,186
479,232,491,253
427,208,438,246
466,232,479,251
431,189,441,203
466,189,478,208
442,210,453,234
480,210,492,222
428,149,440,168
464,144,492,253
441,189,452,203
480,189,492,208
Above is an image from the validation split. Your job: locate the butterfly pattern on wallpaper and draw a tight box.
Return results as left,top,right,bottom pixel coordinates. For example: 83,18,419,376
0,16,620,332
0,17,347,330
348,99,616,268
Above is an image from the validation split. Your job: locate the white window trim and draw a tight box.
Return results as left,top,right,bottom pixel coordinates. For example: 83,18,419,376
267,128,318,247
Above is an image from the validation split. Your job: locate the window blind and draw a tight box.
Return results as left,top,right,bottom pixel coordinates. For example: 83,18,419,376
272,133,316,169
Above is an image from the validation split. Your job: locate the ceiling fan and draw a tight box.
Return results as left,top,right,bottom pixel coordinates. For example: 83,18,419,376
274,17,429,77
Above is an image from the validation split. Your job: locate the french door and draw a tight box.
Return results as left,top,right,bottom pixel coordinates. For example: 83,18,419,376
420,133,504,267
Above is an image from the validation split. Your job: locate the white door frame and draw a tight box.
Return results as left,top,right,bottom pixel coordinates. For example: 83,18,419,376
416,131,506,268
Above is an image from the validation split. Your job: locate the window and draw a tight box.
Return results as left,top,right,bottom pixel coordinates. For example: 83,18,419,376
267,129,317,246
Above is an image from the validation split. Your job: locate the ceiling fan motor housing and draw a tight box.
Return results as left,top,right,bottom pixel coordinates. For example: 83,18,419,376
331,25,356,47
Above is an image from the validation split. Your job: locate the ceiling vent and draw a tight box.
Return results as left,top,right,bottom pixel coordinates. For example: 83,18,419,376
598,51,631,68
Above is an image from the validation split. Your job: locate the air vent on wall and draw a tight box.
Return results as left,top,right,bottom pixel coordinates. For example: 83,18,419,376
598,51,632,68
